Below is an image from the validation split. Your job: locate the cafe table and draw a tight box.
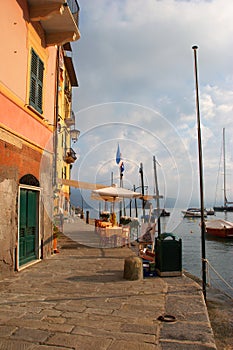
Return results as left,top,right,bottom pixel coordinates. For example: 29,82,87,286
105,226,123,247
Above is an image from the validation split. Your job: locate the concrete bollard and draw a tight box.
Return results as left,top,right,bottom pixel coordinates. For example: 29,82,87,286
86,211,89,224
123,256,143,280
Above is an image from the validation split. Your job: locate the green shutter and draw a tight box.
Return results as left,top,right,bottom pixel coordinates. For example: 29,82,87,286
29,49,44,114
19,189,38,266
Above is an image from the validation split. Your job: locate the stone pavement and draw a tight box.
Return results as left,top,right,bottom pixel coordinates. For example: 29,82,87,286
0,218,217,349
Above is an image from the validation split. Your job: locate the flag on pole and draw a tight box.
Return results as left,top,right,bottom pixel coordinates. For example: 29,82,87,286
116,144,121,164
116,144,124,174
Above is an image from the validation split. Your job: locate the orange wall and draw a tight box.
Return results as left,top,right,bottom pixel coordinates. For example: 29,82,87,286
0,92,52,151
0,0,29,102
0,0,57,126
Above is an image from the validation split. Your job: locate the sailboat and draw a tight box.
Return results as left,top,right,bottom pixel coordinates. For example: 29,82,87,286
213,128,233,211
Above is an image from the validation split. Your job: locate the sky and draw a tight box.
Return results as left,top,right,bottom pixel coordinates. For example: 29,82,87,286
69,0,233,211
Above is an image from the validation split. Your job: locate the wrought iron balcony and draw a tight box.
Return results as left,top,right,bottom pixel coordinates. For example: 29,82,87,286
67,0,80,26
63,148,77,164
27,0,80,46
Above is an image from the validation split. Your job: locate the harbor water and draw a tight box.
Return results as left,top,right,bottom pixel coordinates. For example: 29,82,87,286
86,207,233,298
161,209,233,298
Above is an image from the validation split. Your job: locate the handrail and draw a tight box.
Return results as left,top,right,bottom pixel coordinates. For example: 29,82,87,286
67,0,80,27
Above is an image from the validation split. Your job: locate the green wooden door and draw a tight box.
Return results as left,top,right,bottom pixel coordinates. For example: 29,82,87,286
19,189,38,266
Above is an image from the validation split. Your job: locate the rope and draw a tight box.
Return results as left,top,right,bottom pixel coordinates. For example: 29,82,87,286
204,259,233,294
206,259,211,286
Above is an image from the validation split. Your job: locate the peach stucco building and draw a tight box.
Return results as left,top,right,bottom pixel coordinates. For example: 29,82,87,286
0,0,80,275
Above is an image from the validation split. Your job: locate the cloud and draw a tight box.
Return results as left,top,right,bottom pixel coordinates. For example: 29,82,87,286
71,0,233,207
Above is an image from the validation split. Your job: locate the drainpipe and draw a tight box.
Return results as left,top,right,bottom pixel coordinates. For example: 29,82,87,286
53,46,60,188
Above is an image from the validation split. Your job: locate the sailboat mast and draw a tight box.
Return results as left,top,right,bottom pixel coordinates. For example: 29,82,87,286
153,156,161,238
223,128,227,207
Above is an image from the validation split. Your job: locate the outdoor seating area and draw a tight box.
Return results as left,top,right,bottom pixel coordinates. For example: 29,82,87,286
94,213,156,255
95,217,131,248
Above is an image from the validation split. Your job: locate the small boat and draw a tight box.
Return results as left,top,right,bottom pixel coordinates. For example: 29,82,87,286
160,208,170,217
152,208,170,217
206,208,215,215
205,219,233,238
182,208,207,218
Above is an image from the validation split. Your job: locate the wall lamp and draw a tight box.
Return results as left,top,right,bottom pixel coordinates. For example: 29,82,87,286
70,128,80,143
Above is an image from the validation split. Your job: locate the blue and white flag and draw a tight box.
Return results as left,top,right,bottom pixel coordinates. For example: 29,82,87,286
116,144,121,164
116,144,124,173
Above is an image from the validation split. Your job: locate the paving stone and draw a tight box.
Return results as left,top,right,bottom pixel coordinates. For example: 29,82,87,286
160,321,215,344
0,221,217,349
0,325,17,337
121,322,157,335
46,332,112,349
160,341,217,350
108,339,158,350
0,338,33,350
30,346,74,350
10,327,51,343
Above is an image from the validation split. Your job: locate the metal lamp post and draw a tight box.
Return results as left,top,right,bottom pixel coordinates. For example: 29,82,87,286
130,185,148,218
192,45,207,301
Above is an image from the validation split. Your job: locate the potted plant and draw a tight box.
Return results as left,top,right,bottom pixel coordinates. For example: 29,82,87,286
130,218,140,228
100,211,110,222
53,224,60,253
120,216,131,226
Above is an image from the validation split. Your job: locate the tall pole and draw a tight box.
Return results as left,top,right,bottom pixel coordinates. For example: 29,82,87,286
139,163,145,217
153,156,161,238
133,185,138,218
119,168,122,220
192,45,207,301
53,46,60,188
223,128,227,208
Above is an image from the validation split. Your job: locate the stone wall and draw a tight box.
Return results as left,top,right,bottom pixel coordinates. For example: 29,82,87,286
0,137,53,278
0,166,18,277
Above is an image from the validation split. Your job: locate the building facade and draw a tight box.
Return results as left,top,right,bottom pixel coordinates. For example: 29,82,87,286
54,44,79,223
0,0,80,276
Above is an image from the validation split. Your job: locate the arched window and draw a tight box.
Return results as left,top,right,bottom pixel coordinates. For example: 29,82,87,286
19,174,40,187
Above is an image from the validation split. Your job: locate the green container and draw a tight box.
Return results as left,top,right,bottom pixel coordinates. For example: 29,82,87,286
155,233,182,276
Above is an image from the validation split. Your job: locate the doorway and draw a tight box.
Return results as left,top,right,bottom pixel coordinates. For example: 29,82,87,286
18,174,40,268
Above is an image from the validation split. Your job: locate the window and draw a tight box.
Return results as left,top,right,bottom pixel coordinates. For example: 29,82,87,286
29,49,44,114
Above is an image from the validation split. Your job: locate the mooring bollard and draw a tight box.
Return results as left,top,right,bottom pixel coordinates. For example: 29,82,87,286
86,210,89,224
123,256,143,280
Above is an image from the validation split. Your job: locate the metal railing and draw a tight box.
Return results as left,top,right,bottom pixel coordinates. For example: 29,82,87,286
67,0,80,27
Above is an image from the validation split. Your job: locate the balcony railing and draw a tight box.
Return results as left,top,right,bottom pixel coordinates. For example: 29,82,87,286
27,0,81,46
67,0,80,28
63,148,77,164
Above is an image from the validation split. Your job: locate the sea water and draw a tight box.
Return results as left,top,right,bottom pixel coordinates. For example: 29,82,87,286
85,207,233,298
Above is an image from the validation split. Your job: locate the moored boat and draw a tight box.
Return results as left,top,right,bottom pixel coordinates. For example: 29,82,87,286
206,208,215,215
160,208,170,217
213,205,233,212
152,208,170,217
205,219,233,238
182,208,207,218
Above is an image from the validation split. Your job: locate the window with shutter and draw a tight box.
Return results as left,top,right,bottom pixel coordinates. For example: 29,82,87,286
29,49,44,114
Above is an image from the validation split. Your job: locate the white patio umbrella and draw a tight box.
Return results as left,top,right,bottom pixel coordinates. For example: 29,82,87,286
92,185,141,200
92,185,141,215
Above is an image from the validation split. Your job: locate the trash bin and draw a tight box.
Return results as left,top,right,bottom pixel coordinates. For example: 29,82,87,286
155,233,182,276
